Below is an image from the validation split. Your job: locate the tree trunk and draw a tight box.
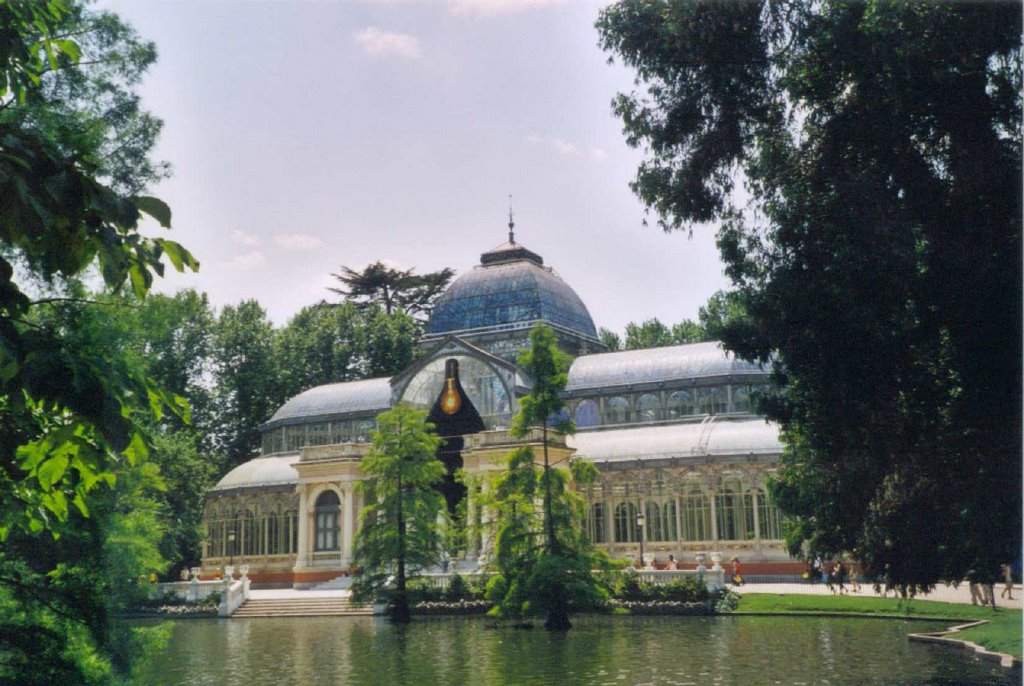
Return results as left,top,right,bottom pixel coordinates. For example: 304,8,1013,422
391,437,412,624
544,594,572,631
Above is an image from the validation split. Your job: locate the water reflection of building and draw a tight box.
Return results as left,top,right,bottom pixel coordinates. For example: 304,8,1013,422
201,234,794,586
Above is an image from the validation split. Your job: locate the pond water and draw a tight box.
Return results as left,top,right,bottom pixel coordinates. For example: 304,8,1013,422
134,615,1015,686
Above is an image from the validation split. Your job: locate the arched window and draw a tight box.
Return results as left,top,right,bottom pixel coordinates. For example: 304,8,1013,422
589,502,606,543
574,399,600,429
314,490,341,551
614,502,638,542
698,386,727,415
680,484,710,541
636,393,660,423
757,487,782,540
604,396,630,425
666,390,695,419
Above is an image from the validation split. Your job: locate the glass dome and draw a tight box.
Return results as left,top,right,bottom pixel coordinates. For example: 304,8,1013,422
426,258,598,340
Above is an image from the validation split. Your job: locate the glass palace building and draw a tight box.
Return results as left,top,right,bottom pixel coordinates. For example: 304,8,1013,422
201,236,793,586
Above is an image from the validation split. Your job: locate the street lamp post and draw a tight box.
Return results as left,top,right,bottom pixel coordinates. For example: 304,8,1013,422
228,529,236,567
636,510,645,569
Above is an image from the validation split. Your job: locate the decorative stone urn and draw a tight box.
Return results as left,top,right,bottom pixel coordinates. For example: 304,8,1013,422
189,566,201,581
695,552,707,571
238,564,250,579
224,565,235,579
709,552,723,571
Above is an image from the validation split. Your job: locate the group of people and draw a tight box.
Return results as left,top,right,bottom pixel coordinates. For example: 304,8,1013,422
967,563,1016,606
806,557,861,593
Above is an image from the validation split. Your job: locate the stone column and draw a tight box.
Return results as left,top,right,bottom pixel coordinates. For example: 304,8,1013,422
341,484,354,567
479,479,493,565
294,485,310,569
605,493,616,547
466,486,479,560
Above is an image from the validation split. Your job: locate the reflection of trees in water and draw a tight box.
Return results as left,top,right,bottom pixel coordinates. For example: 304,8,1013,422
136,616,1013,685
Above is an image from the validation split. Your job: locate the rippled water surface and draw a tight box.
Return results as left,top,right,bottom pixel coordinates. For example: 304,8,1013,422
134,615,1015,685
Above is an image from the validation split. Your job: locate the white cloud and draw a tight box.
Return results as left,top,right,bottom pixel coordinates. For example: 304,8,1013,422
230,229,262,247
274,233,324,250
526,134,606,163
227,251,266,269
353,27,422,59
447,0,566,16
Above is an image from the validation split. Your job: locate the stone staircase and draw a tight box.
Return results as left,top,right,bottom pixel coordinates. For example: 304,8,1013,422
231,595,373,618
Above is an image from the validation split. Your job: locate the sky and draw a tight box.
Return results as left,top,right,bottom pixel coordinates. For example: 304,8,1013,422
102,0,731,335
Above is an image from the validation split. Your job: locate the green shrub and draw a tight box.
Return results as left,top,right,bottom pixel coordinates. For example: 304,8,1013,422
444,574,469,602
485,574,508,605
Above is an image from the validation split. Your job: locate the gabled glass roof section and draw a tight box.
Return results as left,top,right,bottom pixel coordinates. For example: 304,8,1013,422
427,246,598,340
566,342,767,392
263,377,392,428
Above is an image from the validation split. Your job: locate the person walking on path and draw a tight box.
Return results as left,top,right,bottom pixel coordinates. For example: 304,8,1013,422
847,557,861,593
829,560,846,594
1000,564,1014,600
731,556,744,586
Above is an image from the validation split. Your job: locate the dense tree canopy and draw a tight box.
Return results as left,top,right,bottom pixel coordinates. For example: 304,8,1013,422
352,405,445,623
598,0,1022,592
1,2,195,681
485,325,606,630
330,261,454,321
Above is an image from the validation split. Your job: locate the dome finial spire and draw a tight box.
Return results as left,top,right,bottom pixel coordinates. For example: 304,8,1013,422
507,194,515,244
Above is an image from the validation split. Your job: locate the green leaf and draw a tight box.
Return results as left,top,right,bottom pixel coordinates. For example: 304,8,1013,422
155,239,199,272
133,196,172,228
124,432,149,466
37,453,69,490
72,491,89,517
129,264,148,300
52,38,81,63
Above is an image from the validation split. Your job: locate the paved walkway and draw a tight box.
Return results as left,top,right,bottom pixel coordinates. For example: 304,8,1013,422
248,582,1020,609
732,582,1021,609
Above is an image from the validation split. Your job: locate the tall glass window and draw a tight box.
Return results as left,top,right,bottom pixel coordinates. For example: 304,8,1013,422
680,486,710,541
757,487,782,540
588,502,606,543
314,490,340,551
614,502,638,542
716,475,755,541
645,500,677,542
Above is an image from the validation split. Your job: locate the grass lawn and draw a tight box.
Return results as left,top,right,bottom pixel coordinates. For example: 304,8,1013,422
734,593,1021,659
